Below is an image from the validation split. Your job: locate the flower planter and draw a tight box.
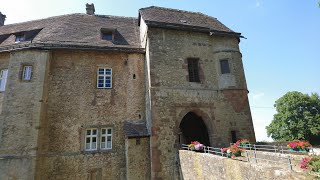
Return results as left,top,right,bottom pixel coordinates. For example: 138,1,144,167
288,148,309,152
239,144,251,148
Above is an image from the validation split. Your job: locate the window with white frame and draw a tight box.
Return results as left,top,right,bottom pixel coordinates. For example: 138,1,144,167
97,68,112,88
100,128,112,150
0,69,8,92
85,127,113,151
22,66,32,81
85,128,98,151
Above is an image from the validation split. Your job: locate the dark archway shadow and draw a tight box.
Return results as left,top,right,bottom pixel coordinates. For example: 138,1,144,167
179,112,210,146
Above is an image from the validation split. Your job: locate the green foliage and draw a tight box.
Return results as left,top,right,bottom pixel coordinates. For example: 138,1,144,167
309,156,320,173
266,91,320,144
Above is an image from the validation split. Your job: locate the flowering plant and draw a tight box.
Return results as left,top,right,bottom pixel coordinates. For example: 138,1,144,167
235,139,250,147
287,140,312,151
300,156,320,174
188,141,204,151
300,157,310,170
222,144,243,158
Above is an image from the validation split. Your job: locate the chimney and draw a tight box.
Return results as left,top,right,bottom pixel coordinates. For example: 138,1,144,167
86,3,95,15
0,12,6,26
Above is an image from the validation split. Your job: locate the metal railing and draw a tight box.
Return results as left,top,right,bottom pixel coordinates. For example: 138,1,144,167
180,144,299,170
230,143,315,155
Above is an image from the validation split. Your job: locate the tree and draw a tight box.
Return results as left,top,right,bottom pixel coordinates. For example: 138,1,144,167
266,91,320,144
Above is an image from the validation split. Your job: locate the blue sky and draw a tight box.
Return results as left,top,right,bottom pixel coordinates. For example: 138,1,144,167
2,0,319,141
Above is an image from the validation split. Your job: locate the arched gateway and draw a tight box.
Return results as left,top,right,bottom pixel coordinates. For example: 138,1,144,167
179,112,210,146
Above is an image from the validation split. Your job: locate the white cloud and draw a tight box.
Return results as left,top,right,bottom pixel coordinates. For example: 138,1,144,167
256,0,262,8
253,92,265,100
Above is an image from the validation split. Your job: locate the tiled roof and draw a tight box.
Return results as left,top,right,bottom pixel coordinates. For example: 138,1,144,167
0,14,142,52
123,121,149,138
0,6,241,52
139,6,238,34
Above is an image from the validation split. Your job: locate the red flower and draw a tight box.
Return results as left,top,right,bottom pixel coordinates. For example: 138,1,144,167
191,141,200,145
300,157,310,170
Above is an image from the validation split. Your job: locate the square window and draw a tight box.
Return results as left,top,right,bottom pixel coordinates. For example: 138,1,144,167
85,127,113,151
15,34,25,42
22,66,32,81
97,68,112,89
220,60,230,74
102,32,113,41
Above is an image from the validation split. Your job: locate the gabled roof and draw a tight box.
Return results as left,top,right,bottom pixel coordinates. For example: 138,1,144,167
139,6,240,36
123,121,149,138
0,14,143,52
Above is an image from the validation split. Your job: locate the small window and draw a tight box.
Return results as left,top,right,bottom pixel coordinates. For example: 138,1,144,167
231,130,237,143
85,128,98,151
220,60,230,74
136,138,141,145
101,32,113,41
187,58,200,82
0,69,8,92
22,66,32,81
97,68,112,88
100,128,112,150
15,34,25,42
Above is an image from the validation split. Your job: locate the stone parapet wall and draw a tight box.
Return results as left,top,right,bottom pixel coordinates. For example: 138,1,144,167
179,150,313,180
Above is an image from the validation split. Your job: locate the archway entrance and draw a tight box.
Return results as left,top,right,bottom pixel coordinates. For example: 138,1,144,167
179,112,210,146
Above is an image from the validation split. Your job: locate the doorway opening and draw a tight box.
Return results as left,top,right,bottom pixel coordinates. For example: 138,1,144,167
179,112,210,146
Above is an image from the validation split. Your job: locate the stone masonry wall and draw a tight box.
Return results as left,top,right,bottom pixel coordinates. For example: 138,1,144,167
36,50,145,179
146,28,256,179
0,52,9,138
0,50,50,180
179,150,311,180
125,137,151,180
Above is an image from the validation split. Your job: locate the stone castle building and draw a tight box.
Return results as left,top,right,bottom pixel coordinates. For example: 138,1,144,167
0,4,256,180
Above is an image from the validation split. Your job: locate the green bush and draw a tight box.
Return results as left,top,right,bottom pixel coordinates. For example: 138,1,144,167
309,156,320,173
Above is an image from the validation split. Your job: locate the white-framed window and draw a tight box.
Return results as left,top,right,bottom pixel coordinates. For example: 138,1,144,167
22,66,32,81
100,128,112,150
85,128,98,151
85,127,113,151
0,69,8,92
97,68,112,88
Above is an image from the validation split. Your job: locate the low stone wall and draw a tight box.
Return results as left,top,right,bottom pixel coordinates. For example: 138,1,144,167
179,150,313,180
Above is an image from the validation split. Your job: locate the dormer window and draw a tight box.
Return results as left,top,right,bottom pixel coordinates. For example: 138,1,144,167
101,28,115,41
15,34,25,42
102,32,113,41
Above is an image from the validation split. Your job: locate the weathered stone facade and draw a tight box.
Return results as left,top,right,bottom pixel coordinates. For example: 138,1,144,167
0,6,256,180
145,28,255,179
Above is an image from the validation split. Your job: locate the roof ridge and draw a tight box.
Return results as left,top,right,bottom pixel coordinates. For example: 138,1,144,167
139,6,211,17
1,13,84,27
95,14,137,19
